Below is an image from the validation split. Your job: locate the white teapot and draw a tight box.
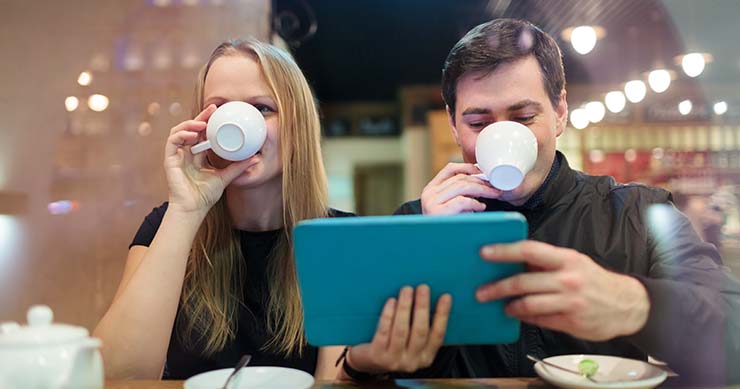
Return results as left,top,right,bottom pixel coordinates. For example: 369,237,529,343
0,305,103,388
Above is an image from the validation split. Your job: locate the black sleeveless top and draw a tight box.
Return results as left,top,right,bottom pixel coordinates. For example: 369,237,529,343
130,202,354,379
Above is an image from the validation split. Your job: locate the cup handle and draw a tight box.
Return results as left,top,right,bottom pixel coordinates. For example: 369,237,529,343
472,164,489,181
190,140,211,154
472,173,489,181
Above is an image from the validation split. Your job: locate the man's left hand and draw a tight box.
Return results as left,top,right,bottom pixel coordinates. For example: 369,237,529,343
476,240,650,341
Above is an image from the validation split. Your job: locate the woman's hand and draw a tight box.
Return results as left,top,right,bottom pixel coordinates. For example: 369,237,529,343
164,104,257,215
346,284,452,375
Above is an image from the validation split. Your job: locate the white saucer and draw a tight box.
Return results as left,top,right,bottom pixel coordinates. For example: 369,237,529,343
184,366,315,389
533,354,668,389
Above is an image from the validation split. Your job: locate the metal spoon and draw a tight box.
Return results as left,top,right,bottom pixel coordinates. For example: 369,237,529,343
527,354,601,383
222,354,252,389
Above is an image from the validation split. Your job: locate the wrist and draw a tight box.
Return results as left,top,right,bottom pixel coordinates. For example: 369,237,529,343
162,205,210,234
339,347,390,382
346,347,387,375
166,203,211,221
616,275,650,336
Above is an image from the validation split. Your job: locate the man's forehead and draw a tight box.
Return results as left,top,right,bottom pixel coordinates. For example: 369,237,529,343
459,56,541,85
455,58,549,109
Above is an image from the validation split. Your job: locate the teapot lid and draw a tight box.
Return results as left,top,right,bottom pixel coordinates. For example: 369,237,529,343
0,305,89,346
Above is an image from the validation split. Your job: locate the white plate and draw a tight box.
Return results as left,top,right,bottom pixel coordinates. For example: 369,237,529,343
533,354,668,389
184,366,315,389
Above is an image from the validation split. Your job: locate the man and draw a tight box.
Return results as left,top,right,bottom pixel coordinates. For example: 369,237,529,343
393,18,740,384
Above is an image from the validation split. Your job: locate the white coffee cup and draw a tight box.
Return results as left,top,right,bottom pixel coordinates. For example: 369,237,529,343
474,121,538,191
190,101,267,161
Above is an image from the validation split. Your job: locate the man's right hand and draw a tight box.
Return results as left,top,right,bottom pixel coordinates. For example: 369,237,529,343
421,163,501,215
164,104,259,215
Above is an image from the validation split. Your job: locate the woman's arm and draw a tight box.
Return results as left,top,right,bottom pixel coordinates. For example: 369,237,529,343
314,346,344,380
93,104,253,379
93,209,206,379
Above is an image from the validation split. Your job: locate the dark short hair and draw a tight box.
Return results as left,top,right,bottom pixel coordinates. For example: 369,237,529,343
442,18,565,118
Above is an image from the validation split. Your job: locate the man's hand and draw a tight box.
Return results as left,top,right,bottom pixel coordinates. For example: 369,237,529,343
476,240,650,341
421,163,501,215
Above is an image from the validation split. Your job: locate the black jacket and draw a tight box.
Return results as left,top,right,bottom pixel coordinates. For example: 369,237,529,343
395,152,740,385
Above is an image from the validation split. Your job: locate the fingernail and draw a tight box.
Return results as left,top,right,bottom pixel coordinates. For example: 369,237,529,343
481,245,496,257
475,289,486,302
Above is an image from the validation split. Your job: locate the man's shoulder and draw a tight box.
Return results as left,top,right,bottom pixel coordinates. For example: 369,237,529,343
394,199,423,215
575,170,672,205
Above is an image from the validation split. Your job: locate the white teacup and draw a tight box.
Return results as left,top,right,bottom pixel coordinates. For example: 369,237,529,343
191,101,267,161
474,121,538,191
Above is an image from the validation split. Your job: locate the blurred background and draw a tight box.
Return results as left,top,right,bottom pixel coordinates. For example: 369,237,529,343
1,0,739,330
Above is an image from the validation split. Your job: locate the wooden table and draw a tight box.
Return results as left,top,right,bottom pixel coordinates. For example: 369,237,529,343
107,377,546,388
106,378,740,388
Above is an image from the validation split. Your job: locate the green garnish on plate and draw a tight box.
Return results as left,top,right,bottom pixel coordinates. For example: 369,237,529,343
578,359,599,377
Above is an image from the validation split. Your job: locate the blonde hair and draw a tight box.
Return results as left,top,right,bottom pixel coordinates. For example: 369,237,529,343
179,38,328,357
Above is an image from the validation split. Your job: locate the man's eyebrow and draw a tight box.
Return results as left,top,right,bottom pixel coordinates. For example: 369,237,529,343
507,100,543,112
461,107,491,116
461,100,543,116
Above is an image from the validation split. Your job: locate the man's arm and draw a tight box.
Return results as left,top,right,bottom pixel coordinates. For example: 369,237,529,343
475,203,740,384
627,203,740,384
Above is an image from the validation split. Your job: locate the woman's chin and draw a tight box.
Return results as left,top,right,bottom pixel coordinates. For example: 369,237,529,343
228,165,282,189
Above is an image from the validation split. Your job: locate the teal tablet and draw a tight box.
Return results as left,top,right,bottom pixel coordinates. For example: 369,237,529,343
293,212,527,347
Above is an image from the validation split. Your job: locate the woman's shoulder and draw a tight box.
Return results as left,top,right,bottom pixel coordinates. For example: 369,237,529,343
129,201,169,248
328,208,356,218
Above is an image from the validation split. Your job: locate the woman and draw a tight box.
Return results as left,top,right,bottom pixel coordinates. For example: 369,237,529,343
94,38,451,381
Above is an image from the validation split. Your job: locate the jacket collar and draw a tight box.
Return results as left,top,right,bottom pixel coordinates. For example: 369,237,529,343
482,151,577,213
540,151,578,209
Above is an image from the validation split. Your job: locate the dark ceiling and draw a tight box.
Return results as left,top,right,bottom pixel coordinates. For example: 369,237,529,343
275,0,739,103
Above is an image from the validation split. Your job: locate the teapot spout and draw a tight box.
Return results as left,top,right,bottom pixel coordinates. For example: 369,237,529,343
0,322,20,334
78,338,102,350
63,338,104,389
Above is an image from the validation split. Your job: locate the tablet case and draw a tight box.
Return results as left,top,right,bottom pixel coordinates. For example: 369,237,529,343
294,212,527,346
